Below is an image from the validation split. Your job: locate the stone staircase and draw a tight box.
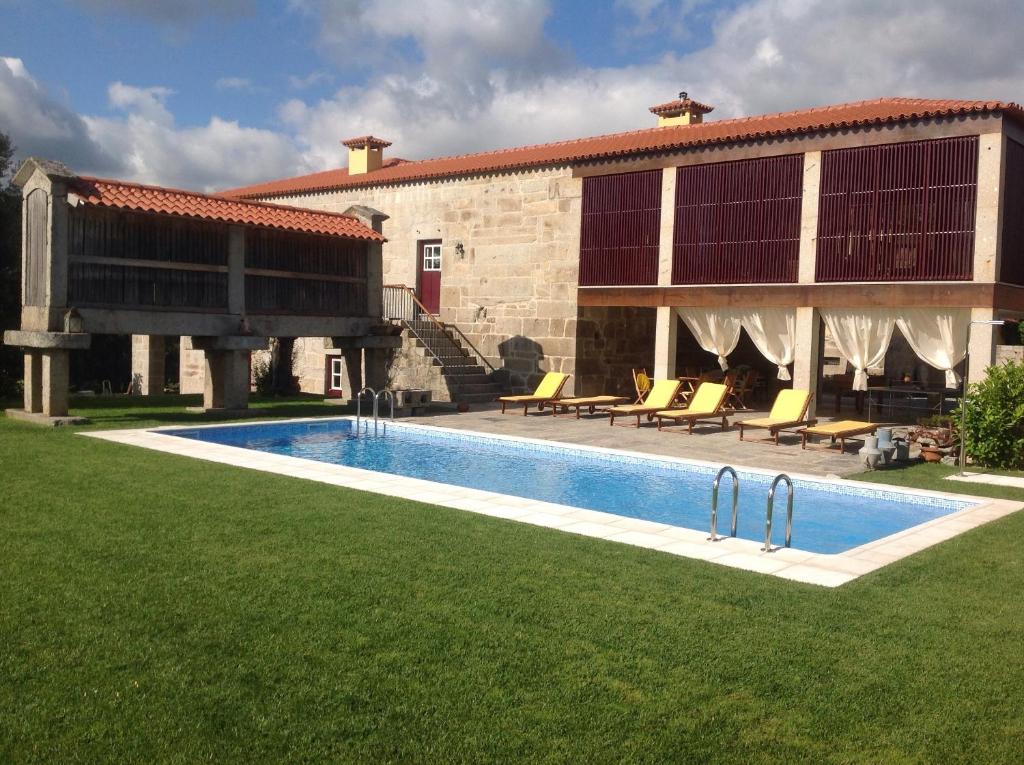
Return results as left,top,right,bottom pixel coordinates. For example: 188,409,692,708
403,319,509,404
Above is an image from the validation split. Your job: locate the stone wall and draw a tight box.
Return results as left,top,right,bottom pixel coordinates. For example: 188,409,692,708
575,306,656,396
265,165,583,394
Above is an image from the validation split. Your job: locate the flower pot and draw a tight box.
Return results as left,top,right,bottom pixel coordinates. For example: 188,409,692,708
859,435,883,470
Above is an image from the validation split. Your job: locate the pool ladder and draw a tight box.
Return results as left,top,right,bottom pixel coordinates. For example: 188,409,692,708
355,387,396,436
708,468,794,551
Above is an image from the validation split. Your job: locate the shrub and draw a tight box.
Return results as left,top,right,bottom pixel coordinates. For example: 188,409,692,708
954,360,1024,469
252,353,274,396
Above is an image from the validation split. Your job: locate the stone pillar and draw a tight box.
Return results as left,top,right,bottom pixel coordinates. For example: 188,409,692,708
130,335,165,395
657,167,677,287
203,350,251,410
653,306,678,381
178,337,206,395
792,306,821,419
972,132,1006,283
364,348,389,390
797,151,822,284
967,307,999,385
41,349,70,417
23,351,42,413
342,348,363,396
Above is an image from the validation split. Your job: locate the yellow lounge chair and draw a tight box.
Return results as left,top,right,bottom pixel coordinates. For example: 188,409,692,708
550,395,631,418
607,379,684,427
654,382,731,434
800,420,876,451
498,372,570,415
736,389,815,445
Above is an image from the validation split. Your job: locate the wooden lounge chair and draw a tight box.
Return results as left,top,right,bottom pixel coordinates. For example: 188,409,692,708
498,372,570,415
550,395,630,418
607,379,684,427
654,382,731,434
632,368,652,404
800,420,877,451
736,389,816,445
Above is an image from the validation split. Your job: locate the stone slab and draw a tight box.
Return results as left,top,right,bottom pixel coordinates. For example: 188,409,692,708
3,330,91,350
184,335,269,352
5,408,89,426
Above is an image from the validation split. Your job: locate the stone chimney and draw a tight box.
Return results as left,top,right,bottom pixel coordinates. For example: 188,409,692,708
342,135,392,175
649,92,714,127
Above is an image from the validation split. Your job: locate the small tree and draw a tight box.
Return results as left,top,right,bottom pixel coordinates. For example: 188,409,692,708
955,361,1024,469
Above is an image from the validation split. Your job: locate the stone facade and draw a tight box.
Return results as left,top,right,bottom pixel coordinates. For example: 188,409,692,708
575,306,656,397
266,166,583,394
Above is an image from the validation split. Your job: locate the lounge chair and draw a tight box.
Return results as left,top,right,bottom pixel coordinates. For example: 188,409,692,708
800,420,876,451
607,379,684,427
653,382,731,433
736,389,816,445
498,372,570,415
632,368,652,404
550,395,631,418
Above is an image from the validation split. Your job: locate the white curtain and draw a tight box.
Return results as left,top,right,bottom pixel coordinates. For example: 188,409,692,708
741,308,796,380
895,308,970,389
820,309,896,391
676,308,742,370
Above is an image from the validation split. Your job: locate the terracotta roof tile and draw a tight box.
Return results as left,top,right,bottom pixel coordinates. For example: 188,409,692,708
649,97,715,115
224,98,1024,200
67,176,384,241
341,135,392,149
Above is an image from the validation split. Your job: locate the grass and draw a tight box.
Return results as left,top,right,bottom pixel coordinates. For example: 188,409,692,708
2,397,1023,763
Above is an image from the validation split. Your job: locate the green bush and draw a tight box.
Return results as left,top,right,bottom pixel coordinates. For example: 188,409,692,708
955,360,1024,469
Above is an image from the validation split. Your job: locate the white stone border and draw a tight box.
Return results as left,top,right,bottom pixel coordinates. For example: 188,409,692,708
81,417,1021,588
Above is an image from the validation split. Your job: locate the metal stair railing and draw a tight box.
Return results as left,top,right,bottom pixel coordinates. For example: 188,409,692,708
762,474,795,551
708,466,739,542
382,284,496,374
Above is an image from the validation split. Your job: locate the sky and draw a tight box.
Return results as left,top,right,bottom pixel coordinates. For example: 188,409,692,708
1,0,1022,192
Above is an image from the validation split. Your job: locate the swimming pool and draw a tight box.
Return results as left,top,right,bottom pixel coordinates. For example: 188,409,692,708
170,418,972,555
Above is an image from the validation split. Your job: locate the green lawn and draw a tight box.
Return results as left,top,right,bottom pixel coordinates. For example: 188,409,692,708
2,398,1023,763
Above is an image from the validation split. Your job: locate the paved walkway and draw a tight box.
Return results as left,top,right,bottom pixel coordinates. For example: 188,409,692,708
947,471,1024,489
414,403,870,477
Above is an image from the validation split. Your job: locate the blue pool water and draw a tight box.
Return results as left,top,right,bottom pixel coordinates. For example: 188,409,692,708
170,419,972,554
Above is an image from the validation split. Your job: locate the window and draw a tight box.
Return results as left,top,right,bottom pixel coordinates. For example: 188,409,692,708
422,243,442,271
329,357,344,391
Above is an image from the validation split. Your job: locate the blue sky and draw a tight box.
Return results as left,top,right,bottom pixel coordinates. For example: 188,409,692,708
1,1,1021,190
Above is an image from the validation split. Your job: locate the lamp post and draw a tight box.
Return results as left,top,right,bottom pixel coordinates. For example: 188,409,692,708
959,319,1006,477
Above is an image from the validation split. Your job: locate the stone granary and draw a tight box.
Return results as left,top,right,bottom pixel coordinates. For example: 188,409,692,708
2,158,394,423
224,97,1024,412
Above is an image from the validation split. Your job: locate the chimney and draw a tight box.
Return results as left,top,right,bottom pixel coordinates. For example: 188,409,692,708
649,92,714,127
342,135,392,175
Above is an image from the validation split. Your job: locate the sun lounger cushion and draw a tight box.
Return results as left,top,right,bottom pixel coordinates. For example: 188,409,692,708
608,379,682,413
655,382,728,418
498,372,569,402
740,389,811,428
803,420,875,437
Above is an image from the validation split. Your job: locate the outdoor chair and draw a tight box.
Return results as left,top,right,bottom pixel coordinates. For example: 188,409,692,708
800,420,877,451
550,394,631,418
498,372,570,415
632,368,652,404
654,382,731,434
606,379,684,427
736,389,816,445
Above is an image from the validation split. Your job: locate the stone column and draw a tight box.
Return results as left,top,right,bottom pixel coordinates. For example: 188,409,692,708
23,351,43,413
41,349,70,417
364,348,389,390
653,307,678,380
131,335,165,395
797,151,822,284
203,350,251,410
342,348,363,397
178,337,206,395
966,307,999,385
792,306,821,419
972,132,1006,283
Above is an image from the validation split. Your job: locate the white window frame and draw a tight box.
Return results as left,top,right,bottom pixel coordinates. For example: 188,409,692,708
422,243,442,272
329,357,344,391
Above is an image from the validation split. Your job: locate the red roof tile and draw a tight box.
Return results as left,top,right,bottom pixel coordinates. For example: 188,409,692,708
223,97,1024,200
341,135,392,149
649,97,714,116
67,176,384,241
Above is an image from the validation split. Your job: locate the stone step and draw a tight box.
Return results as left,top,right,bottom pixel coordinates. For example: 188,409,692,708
440,365,487,377
454,392,502,404
444,373,491,385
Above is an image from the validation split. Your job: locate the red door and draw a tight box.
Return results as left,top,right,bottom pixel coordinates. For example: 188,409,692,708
417,240,442,315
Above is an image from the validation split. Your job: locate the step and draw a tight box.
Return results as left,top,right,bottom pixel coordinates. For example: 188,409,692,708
454,392,502,404
440,365,487,377
443,373,491,385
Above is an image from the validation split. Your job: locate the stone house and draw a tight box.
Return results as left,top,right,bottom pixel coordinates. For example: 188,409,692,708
219,96,1024,413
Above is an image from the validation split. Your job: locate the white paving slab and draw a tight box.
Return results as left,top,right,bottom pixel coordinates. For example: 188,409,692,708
81,417,1023,588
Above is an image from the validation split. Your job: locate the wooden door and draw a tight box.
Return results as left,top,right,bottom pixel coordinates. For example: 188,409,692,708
417,240,442,315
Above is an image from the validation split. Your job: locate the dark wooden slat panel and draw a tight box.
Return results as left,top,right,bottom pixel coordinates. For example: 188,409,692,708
579,169,661,286
1000,138,1024,285
816,136,978,282
671,153,802,284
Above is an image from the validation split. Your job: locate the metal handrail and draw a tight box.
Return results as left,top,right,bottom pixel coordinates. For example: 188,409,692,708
382,283,496,373
762,473,794,552
356,386,376,434
708,466,739,542
375,390,395,434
